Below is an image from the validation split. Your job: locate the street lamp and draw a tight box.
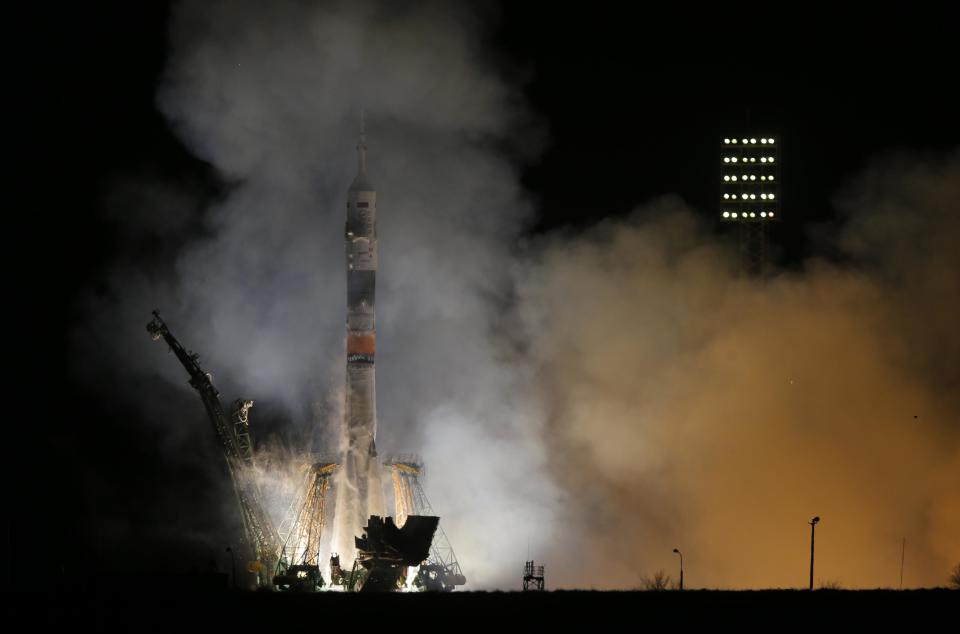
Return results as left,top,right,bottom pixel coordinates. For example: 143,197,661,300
808,517,820,591
673,548,683,591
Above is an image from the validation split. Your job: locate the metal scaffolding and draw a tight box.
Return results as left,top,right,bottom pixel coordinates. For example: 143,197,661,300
384,455,467,591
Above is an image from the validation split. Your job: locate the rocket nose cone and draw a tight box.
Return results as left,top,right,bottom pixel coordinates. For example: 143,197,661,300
349,174,375,192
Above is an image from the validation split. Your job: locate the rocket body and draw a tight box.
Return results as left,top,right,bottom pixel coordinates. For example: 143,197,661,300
332,129,385,561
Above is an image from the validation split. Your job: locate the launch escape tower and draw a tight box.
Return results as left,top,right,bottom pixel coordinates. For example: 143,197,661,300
385,455,467,590
523,560,545,591
720,136,780,276
147,312,282,586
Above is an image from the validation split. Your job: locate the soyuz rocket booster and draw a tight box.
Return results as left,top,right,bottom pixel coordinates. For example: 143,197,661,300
336,117,386,553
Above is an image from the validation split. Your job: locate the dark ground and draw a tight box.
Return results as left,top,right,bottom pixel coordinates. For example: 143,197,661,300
15,579,957,630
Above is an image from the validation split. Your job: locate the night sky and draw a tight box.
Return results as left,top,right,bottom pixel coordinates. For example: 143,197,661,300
18,2,959,588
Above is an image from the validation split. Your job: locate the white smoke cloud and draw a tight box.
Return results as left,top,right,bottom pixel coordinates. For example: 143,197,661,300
76,0,959,590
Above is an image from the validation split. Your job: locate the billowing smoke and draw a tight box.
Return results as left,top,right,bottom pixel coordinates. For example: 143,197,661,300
77,0,556,588
76,0,958,589
522,154,960,588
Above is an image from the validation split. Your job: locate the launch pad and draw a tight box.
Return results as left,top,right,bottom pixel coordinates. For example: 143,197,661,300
145,120,465,592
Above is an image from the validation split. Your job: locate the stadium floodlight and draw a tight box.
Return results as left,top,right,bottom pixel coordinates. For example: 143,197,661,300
722,135,778,224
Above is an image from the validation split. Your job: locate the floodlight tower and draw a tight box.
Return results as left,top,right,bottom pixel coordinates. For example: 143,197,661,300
720,136,780,276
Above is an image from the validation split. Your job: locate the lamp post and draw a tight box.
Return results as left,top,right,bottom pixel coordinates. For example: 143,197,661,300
673,548,683,591
808,516,820,591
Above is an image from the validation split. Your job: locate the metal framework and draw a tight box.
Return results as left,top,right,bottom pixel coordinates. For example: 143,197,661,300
147,311,282,586
720,136,780,277
384,454,467,591
276,461,337,568
523,560,545,591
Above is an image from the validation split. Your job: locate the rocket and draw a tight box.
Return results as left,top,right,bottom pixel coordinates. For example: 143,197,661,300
334,115,386,558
